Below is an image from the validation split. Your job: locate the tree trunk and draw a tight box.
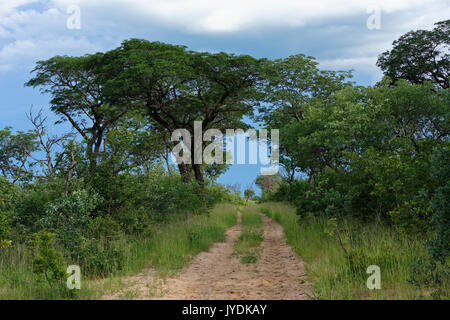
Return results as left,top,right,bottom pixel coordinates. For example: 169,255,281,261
305,173,315,199
64,150,77,197
172,140,191,183
192,163,205,190
177,163,191,183
87,139,96,172
162,149,173,175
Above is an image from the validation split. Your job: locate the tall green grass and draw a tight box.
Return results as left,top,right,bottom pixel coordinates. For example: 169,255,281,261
234,206,263,264
147,203,237,273
0,203,237,299
260,202,429,299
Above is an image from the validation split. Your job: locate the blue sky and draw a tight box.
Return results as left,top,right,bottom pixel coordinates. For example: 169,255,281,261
1,0,449,194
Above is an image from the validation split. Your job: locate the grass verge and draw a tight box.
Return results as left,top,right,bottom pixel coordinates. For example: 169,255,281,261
0,203,238,299
260,202,431,299
234,206,263,264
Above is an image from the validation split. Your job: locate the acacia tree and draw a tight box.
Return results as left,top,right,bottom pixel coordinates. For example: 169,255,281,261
258,54,352,194
105,39,264,187
377,19,449,89
26,53,129,171
255,173,282,198
259,54,352,126
244,188,255,204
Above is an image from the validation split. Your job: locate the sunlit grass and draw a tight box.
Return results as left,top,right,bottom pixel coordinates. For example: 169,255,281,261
260,202,429,300
0,203,238,299
234,206,263,264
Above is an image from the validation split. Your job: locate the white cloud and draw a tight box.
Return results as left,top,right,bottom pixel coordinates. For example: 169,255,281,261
47,0,449,33
0,0,38,18
0,37,100,72
0,0,449,78
0,1,100,73
319,56,383,84
320,56,377,72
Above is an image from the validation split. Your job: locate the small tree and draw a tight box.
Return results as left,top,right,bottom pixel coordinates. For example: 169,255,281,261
27,231,66,290
255,173,283,200
26,54,129,171
244,188,255,205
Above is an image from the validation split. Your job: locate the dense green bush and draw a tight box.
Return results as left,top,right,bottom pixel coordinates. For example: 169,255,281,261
1,164,236,279
0,177,16,241
268,82,449,235
429,147,450,263
38,189,103,256
409,147,450,299
13,180,64,234
75,237,127,276
26,231,67,295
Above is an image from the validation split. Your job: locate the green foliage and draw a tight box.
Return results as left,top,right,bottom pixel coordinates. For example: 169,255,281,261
0,239,12,249
127,173,207,221
429,147,450,263
76,238,126,277
2,26,447,300
235,207,263,264
255,174,282,201
99,39,265,184
259,53,353,127
41,190,101,231
0,127,38,183
12,179,66,235
35,190,103,266
0,177,16,242
244,188,255,203
409,257,449,300
377,19,449,89
0,210,10,243
409,147,450,299
27,231,66,290
261,202,429,299
26,53,129,170
272,81,449,236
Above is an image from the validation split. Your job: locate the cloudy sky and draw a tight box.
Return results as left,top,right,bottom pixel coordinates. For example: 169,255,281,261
1,0,449,191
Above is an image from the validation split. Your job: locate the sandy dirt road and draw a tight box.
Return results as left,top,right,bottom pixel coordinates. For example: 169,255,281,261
103,212,311,300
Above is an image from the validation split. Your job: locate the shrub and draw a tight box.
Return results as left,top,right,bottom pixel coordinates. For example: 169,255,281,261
410,147,450,299
27,231,66,290
76,238,126,276
39,189,103,259
13,181,62,234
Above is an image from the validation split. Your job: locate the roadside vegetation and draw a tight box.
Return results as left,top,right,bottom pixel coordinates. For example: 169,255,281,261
0,19,448,300
254,20,449,300
0,203,238,299
260,202,438,299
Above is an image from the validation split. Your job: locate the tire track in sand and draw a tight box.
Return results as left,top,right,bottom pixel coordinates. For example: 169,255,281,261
103,211,311,300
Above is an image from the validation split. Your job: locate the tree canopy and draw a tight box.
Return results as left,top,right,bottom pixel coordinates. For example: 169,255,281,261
377,19,450,89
